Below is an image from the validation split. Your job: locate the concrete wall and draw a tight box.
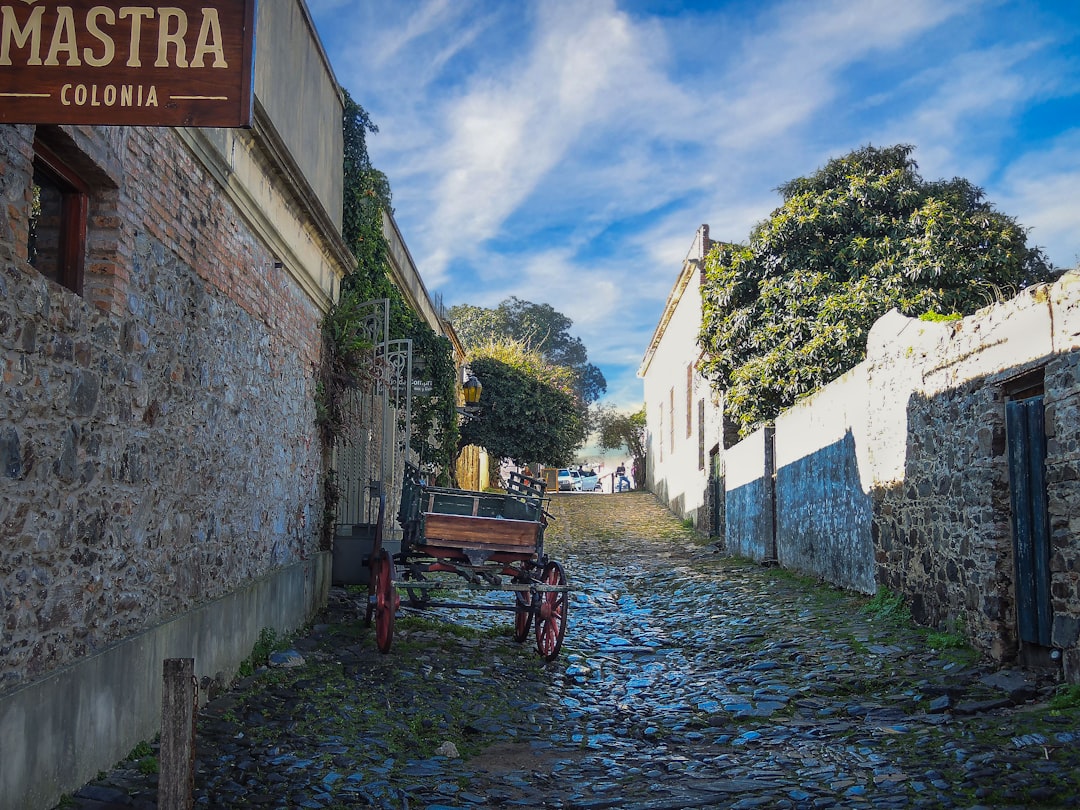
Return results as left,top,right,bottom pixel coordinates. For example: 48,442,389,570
1,553,330,810
253,0,344,229
384,210,443,331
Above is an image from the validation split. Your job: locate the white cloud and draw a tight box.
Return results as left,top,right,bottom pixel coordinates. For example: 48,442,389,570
420,0,664,274
998,131,1080,268
312,0,1080,410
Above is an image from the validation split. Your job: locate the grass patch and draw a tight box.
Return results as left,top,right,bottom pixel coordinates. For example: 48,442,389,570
862,588,911,624
1049,684,1080,711
238,627,286,677
926,630,967,650
124,740,158,775
397,613,502,640
127,740,153,759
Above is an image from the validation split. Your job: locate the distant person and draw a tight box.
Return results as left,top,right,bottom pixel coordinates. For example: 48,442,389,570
616,462,630,492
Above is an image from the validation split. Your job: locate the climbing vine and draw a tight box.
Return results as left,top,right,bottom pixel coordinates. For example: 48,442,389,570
317,90,459,545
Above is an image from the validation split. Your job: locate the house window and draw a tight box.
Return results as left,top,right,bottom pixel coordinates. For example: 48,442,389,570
698,398,706,470
686,363,693,438
29,140,88,295
669,387,675,454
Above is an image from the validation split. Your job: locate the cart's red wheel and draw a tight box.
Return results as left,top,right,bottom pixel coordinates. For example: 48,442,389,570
513,583,532,643
364,490,387,626
534,561,567,661
374,550,398,653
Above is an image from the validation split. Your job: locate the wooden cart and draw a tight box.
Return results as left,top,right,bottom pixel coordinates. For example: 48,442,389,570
365,465,570,661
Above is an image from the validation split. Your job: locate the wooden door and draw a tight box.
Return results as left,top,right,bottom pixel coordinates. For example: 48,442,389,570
1006,395,1053,647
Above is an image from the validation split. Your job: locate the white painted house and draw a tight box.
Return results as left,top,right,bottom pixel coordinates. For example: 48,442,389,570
638,225,726,534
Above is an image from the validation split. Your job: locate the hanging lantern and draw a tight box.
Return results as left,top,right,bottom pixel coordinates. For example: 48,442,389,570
462,374,482,405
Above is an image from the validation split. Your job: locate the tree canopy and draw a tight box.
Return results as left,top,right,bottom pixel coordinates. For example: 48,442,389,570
457,340,586,466
449,297,607,404
595,405,646,466
699,144,1054,436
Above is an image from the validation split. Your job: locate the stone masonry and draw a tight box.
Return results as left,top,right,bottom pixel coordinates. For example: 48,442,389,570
728,272,1080,681
869,277,1080,677
1,122,325,691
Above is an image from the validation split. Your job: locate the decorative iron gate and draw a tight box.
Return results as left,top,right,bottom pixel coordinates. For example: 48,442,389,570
333,299,414,538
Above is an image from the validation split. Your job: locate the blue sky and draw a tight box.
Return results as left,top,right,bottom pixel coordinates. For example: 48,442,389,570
308,0,1080,410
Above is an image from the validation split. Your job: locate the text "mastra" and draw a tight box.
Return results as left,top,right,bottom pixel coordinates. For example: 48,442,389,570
0,5,229,69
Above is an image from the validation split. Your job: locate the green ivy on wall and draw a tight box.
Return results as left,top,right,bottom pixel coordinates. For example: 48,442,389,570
317,89,459,547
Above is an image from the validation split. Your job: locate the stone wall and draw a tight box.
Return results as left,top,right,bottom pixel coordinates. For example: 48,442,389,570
722,272,1080,679
865,278,1080,673
872,381,1014,654
1045,350,1080,676
1,123,325,692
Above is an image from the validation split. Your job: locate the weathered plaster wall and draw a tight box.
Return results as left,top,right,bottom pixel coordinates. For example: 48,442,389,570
724,426,774,562
640,226,724,530
723,272,1080,678
775,365,875,593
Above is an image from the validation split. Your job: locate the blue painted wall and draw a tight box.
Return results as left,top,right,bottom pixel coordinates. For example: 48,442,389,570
775,430,875,593
726,477,774,561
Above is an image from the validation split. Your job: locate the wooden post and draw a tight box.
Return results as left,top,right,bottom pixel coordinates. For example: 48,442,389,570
159,658,196,810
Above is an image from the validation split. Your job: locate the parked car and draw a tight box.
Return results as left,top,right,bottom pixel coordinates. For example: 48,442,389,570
557,468,581,491
577,469,600,492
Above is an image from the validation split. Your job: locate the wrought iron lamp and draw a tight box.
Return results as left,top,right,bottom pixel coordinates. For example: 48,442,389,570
458,372,482,419
463,374,482,405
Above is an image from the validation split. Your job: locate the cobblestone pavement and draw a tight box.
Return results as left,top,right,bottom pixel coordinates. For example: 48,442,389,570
60,492,1079,809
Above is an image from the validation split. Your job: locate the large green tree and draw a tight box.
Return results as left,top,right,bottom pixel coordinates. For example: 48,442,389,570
449,297,607,404
699,144,1054,436
458,340,586,466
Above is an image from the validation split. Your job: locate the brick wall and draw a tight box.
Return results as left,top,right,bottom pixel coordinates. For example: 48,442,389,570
1,123,325,691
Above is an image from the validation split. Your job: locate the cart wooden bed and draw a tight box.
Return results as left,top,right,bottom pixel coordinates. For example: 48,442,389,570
364,465,569,661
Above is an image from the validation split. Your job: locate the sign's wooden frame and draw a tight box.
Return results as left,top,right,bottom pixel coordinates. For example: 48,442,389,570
0,0,256,127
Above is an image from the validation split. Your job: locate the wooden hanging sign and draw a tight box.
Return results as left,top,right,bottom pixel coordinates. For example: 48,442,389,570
0,0,256,127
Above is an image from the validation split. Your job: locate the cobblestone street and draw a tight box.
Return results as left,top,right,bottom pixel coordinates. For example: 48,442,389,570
63,492,1079,810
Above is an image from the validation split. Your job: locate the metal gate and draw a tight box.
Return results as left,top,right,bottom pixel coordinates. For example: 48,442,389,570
333,299,414,537
1006,394,1053,647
